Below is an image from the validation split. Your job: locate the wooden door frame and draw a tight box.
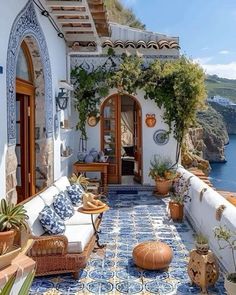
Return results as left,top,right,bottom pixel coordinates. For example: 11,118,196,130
100,93,143,184
16,78,36,198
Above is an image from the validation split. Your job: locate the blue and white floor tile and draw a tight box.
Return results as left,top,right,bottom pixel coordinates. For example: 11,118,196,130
30,191,226,294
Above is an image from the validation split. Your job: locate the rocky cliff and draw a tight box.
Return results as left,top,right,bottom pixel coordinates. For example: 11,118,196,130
182,106,229,172
197,106,229,162
208,101,236,134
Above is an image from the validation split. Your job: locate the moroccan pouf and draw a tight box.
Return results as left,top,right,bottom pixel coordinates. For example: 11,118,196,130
132,241,173,270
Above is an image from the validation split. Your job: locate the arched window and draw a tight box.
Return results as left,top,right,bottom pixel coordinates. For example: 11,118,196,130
16,42,33,82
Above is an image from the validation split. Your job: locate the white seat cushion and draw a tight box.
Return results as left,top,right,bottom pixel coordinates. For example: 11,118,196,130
65,224,95,253
53,176,71,191
65,211,99,225
23,195,46,236
40,186,60,206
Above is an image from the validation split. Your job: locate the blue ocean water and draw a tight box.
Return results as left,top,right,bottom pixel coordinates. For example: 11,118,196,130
210,135,236,192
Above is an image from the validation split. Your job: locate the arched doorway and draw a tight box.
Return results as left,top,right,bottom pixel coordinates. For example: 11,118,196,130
15,41,35,202
101,94,142,184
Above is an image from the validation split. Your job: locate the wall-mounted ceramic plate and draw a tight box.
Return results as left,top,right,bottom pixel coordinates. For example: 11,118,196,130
153,129,169,145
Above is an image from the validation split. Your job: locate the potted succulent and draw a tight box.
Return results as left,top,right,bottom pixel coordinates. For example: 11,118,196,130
214,225,236,295
0,199,29,255
169,175,192,221
149,155,177,195
195,233,209,254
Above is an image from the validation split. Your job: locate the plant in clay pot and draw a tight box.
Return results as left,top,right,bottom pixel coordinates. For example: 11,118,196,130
195,233,209,254
149,155,177,196
169,175,192,221
0,199,29,255
214,225,236,295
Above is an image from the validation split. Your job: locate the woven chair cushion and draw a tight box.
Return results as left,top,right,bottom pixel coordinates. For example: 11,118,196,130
132,241,173,270
39,205,65,235
66,184,84,205
53,192,74,220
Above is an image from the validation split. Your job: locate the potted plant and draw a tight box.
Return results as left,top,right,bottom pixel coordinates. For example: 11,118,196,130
195,233,209,254
0,199,29,255
169,175,192,221
214,225,236,295
149,155,177,195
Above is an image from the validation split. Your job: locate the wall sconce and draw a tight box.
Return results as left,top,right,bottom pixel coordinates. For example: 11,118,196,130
56,81,73,111
56,88,68,111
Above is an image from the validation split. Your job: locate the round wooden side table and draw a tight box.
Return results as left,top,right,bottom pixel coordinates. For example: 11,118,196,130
78,205,109,248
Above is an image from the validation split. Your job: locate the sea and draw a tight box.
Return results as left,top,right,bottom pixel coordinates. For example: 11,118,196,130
210,134,236,192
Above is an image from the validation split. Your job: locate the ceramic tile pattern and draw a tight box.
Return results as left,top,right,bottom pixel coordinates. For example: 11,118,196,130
30,191,227,294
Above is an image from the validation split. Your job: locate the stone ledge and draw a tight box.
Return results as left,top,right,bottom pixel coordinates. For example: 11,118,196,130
0,254,35,287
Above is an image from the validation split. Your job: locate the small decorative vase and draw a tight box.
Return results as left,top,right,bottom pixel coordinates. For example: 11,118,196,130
77,151,86,162
84,154,94,163
145,114,156,127
89,148,98,161
188,249,219,294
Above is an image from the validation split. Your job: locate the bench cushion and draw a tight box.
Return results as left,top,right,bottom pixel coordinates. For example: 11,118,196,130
40,186,60,206
65,211,99,225
24,195,46,236
53,176,71,191
65,224,95,253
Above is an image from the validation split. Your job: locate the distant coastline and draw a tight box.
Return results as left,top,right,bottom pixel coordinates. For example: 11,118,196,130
210,135,236,192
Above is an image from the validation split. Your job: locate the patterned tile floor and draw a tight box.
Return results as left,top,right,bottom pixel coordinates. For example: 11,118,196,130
30,191,227,294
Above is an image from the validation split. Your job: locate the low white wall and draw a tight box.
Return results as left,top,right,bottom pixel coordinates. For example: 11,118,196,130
178,167,236,273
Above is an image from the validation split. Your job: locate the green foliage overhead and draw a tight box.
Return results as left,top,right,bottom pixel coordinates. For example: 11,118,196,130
71,55,206,157
104,0,146,30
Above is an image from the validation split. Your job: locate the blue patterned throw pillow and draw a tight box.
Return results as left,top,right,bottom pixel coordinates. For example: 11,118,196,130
66,184,84,205
53,192,74,220
39,206,65,235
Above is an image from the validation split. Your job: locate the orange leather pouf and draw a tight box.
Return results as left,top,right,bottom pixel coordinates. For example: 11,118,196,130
132,241,173,270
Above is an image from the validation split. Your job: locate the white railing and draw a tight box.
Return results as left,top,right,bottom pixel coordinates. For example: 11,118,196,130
178,166,236,273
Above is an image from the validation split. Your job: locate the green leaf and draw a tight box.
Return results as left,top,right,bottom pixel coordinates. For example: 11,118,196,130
0,272,17,295
18,270,35,295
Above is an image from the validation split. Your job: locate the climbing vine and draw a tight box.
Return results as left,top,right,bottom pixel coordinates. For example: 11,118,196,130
71,54,206,159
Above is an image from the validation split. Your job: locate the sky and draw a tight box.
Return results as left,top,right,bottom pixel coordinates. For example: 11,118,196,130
120,0,236,79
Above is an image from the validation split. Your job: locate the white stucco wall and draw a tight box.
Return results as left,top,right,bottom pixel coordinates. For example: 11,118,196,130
0,0,68,197
84,89,178,185
179,167,236,273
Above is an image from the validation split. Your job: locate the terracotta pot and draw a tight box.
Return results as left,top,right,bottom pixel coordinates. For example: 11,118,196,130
225,273,236,295
145,114,156,127
169,201,184,221
0,230,15,254
155,179,172,195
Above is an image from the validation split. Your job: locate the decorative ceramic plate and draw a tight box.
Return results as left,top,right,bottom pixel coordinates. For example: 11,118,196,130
87,116,99,127
153,129,169,145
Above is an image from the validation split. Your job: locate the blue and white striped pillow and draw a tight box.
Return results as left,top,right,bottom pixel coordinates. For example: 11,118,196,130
39,206,65,235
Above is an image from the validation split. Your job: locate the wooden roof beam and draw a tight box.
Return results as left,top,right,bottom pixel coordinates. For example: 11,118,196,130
47,1,85,7
57,18,91,24
52,11,88,16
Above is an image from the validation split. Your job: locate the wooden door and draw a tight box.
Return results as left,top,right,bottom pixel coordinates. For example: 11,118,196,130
133,101,142,183
16,80,35,202
101,95,121,184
